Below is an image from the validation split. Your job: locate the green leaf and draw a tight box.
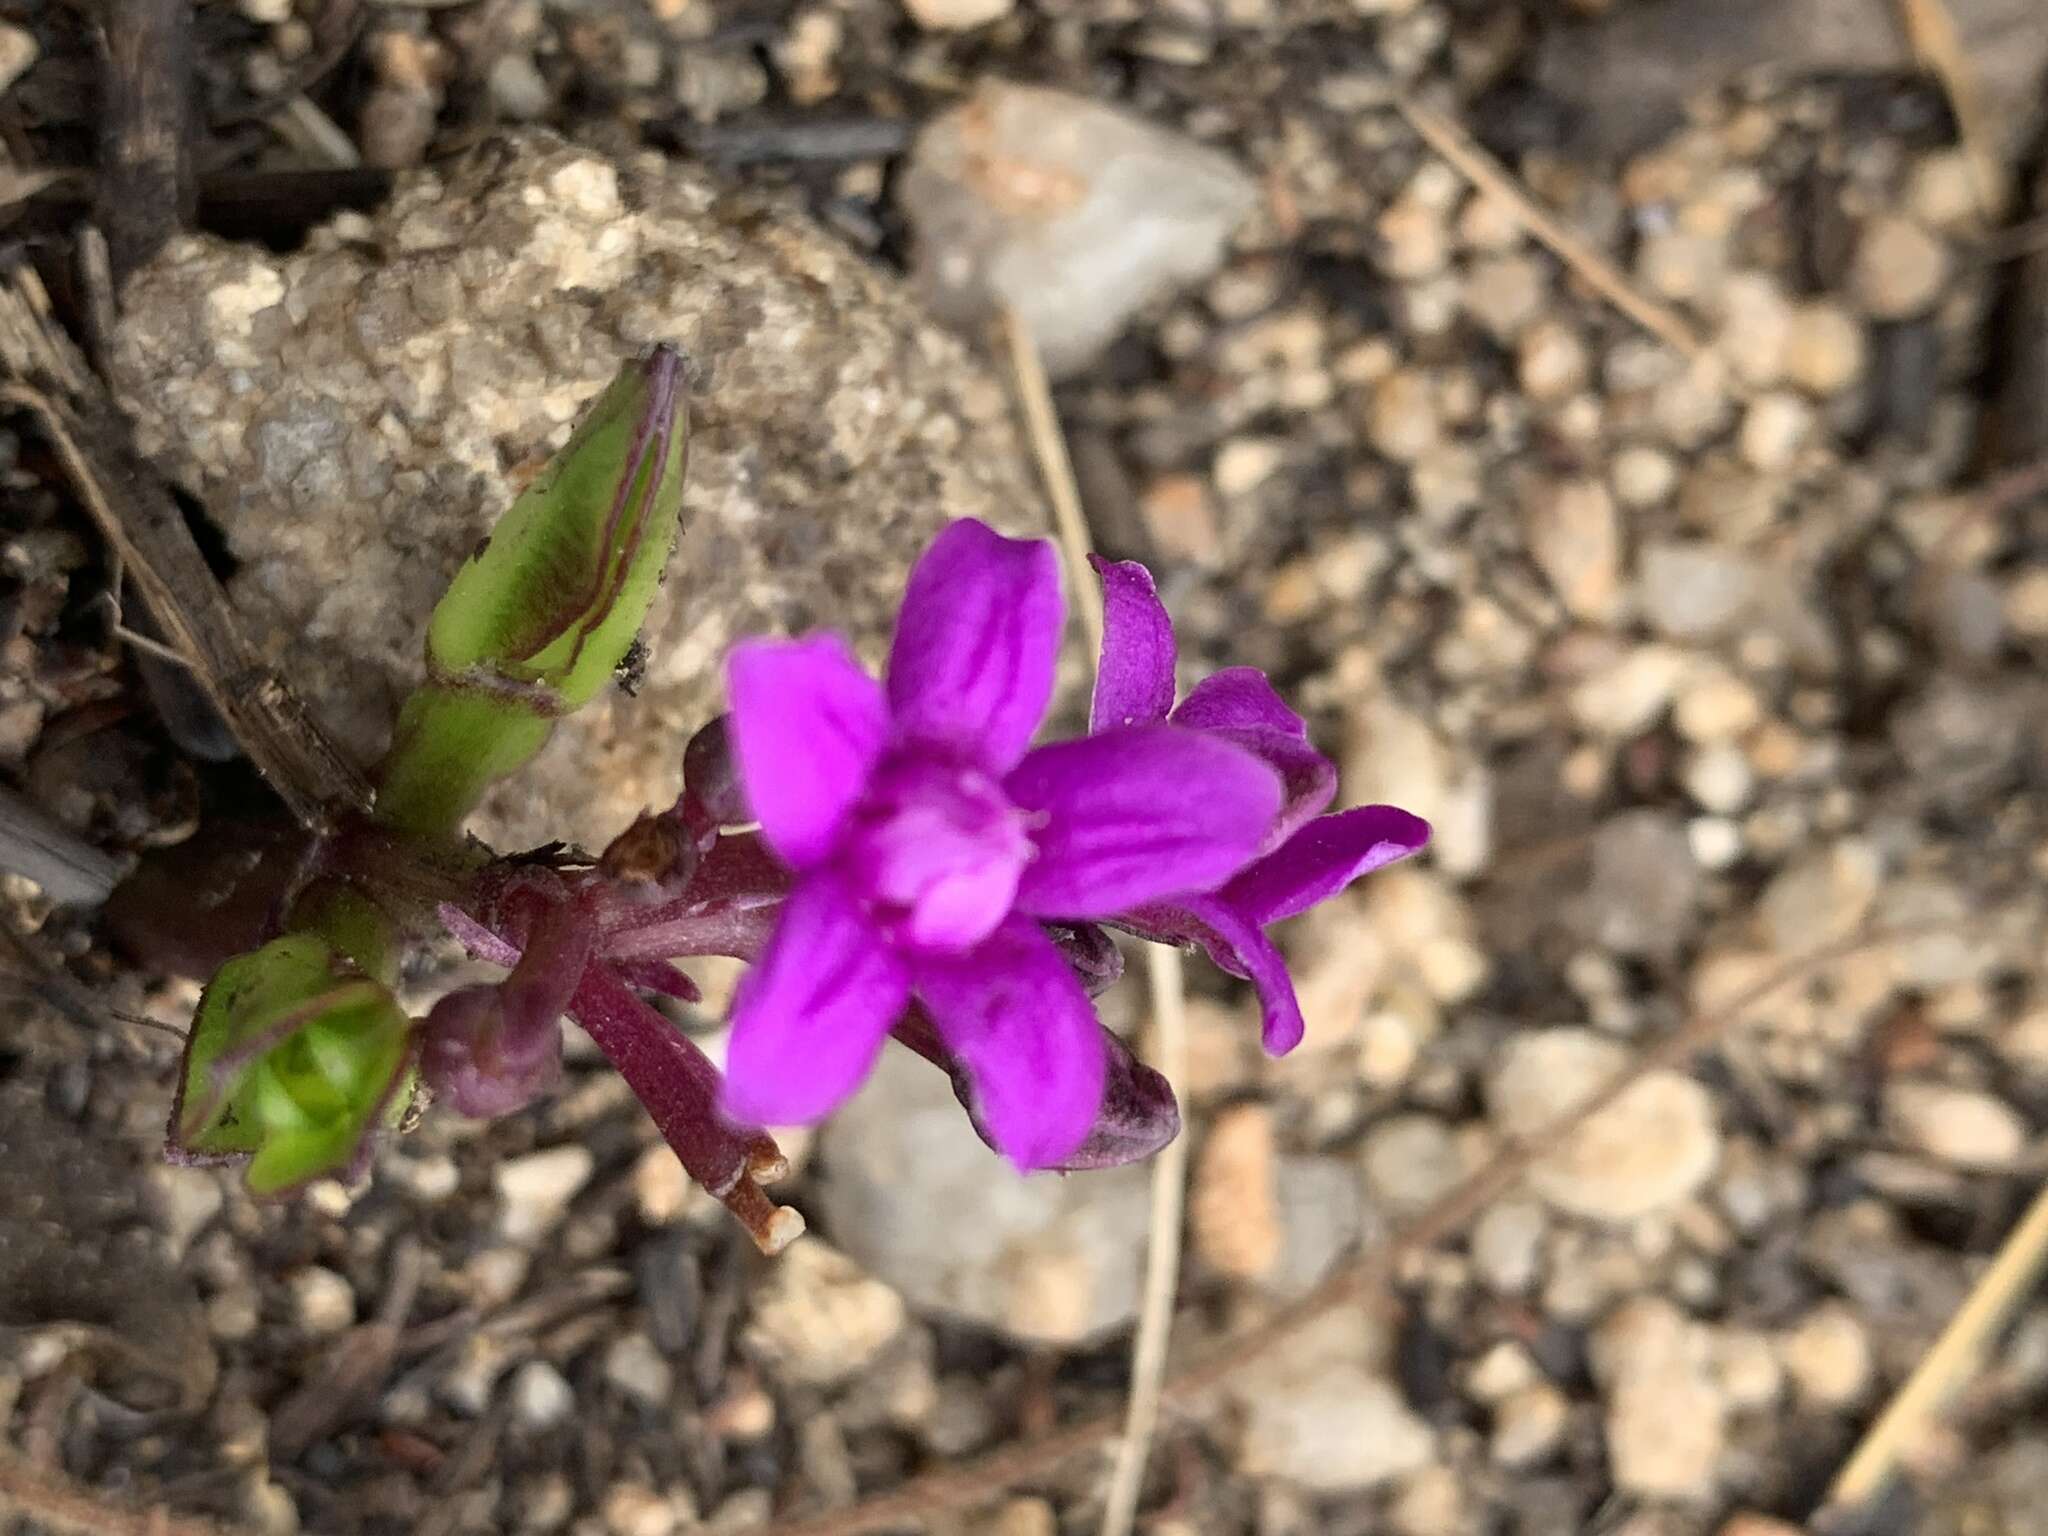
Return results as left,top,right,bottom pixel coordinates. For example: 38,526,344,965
375,348,690,836
173,934,414,1195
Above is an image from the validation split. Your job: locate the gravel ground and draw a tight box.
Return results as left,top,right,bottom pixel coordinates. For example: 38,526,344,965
3,3,2048,1536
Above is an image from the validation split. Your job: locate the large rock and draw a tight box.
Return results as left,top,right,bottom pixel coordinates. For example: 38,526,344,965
900,80,1257,379
109,132,1043,852
812,1046,1150,1348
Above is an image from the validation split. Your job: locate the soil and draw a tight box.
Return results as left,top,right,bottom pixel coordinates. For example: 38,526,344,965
3,4,2048,1536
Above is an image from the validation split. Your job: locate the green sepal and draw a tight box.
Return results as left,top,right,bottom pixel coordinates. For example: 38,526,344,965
172,934,414,1195
374,348,689,837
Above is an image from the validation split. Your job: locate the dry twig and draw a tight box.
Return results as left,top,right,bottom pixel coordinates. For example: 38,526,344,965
1099,942,1190,1536
94,0,197,282
1898,0,2005,220
1000,307,1105,651
1391,91,1715,374
270,1240,426,1456
0,1447,252,1536
999,304,1191,1536
1824,1178,2048,1512
0,267,372,828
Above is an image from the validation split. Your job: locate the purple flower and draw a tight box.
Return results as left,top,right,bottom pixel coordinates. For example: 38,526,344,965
719,519,1284,1169
1088,556,1432,1055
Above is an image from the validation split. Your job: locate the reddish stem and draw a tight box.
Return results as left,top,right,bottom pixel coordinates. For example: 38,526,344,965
568,961,799,1253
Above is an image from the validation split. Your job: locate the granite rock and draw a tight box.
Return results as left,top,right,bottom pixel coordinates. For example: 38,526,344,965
109,132,1043,852
812,1046,1150,1347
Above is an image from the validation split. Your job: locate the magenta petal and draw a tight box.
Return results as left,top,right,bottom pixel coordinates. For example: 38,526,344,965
1119,895,1308,1055
1222,805,1432,926
1089,555,1177,731
1173,669,1337,848
1007,725,1282,919
886,519,1063,772
1171,667,1308,737
909,917,1107,1170
722,875,908,1126
727,636,888,868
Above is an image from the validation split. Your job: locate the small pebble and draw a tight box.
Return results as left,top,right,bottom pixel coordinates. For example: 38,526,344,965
1611,444,1679,509
208,1286,261,1342
288,1266,355,1336
1682,743,1753,814
1717,273,1794,385
488,52,552,122
743,1239,906,1385
359,83,438,169
1214,437,1286,497
1191,1102,1282,1281
1688,816,1744,870
1785,302,1866,396
1673,668,1764,742
1139,473,1222,566
1491,1381,1570,1467
1778,1303,1873,1408
633,1143,697,1225
604,1484,678,1536
1378,188,1452,280
1568,645,1690,738
1518,320,1589,403
1463,255,1546,339
1711,1328,1783,1410
511,1359,576,1431
1639,542,1758,643
1885,1080,2027,1170
902,0,1014,27
1470,1198,1547,1294
604,1334,675,1408
1594,1297,1727,1499
1389,1466,1466,1536
1367,370,1441,462
984,1498,1057,1536
1360,1114,1465,1213
0,24,38,97
1718,1518,1807,1536
1357,1008,1422,1088
1757,841,1881,953
2004,568,2048,638
145,1165,224,1260
495,1145,595,1243
1467,1340,1540,1401
1738,391,1815,472
1906,150,1981,230
1525,477,1622,621
1489,1028,1721,1222
1850,215,1949,320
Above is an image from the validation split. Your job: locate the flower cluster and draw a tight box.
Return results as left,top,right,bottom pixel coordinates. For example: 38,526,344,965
714,520,1430,1170
156,351,1426,1250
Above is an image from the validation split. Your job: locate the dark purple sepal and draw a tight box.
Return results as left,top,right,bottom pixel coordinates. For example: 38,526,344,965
1043,920,1125,997
891,1008,1181,1171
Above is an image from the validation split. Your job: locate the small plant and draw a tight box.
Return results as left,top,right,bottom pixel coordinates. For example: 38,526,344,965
152,345,1430,1252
